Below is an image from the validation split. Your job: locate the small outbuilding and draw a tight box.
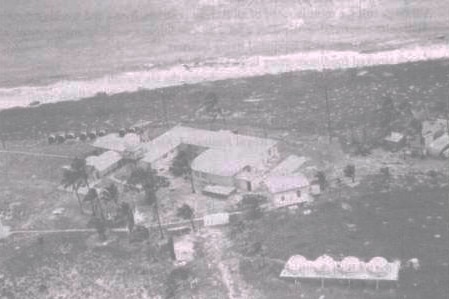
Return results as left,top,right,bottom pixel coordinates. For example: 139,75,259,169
86,151,122,180
263,174,311,208
426,133,449,158
92,133,141,153
383,132,405,152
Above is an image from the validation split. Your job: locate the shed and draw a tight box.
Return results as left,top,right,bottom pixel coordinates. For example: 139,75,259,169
383,132,405,152
263,174,311,208
92,133,140,153
86,151,122,179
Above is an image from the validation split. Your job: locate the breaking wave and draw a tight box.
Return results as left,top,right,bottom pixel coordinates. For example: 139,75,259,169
1,43,449,110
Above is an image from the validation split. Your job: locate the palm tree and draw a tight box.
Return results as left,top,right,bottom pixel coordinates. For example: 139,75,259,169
100,183,119,219
84,188,104,220
70,157,90,188
91,216,107,241
197,92,226,128
101,183,119,204
153,197,164,239
344,164,356,183
61,166,85,213
170,148,196,193
314,171,328,191
121,202,135,233
177,204,195,232
128,167,169,238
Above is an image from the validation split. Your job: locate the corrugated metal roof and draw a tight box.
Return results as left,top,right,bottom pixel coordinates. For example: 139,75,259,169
264,174,310,194
270,155,308,176
191,148,264,177
92,133,140,152
86,151,122,173
142,126,277,164
202,185,236,196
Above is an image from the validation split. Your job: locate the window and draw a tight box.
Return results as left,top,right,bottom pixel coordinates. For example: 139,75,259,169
296,190,301,198
281,196,285,202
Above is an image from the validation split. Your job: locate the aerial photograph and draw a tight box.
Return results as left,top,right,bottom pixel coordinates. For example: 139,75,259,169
0,0,448,298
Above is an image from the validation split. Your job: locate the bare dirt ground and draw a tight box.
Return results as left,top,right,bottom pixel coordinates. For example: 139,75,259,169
200,227,263,299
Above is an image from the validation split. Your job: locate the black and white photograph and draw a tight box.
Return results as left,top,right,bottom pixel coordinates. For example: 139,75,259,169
0,0,448,298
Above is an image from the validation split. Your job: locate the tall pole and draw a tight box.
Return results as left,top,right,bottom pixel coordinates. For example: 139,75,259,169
446,95,449,134
161,96,169,129
323,71,332,143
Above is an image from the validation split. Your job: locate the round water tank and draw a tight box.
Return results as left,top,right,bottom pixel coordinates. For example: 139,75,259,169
339,256,362,274
56,135,66,144
287,255,308,272
314,255,336,274
79,132,88,141
98,129,107,137
366,257,390,277
88,131,97,139
48,135,56,144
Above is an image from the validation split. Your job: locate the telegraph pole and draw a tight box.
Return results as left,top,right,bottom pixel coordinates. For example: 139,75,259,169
323,71,332,143
446,95,449,134
160,92,169,128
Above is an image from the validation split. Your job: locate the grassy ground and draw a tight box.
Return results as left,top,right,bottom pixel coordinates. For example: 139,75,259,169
1,59,449,298
228,175,449,299
1,59,448,142
0,141,230,299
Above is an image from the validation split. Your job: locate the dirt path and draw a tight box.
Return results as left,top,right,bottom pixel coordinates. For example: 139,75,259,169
0,149,72,159
202,228,262,299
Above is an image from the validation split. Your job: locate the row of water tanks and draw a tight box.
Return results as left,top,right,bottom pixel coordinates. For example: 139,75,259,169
287,255,391,277
48,129,107,144
48,126,142,144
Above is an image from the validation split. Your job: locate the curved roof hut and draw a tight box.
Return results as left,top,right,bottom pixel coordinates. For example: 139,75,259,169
56,134,66,144
98,129,107,137
79,132,88,141
48,135,56,144
65,132,76,139
88,131,97,139
119,128,127,137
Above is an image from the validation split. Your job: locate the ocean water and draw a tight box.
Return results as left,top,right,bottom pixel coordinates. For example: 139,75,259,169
0,0,448,109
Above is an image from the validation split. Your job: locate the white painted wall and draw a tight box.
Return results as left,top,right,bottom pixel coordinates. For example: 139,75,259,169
273,187,310,208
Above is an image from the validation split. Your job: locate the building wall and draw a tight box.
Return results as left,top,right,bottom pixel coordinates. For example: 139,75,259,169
268,144,280,161
89,160,122,180
139,147,180,173
272,187,310,208
192,170,235,191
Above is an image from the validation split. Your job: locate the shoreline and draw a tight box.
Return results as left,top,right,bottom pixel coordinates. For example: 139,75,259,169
0,56,448,142
1,43,449,111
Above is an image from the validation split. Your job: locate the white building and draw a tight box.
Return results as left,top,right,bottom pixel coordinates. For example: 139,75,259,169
427,133,449,158
263,174,312,208
138,126,279,192
92,126,280,192
86,151,122,180
92,133,141,154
